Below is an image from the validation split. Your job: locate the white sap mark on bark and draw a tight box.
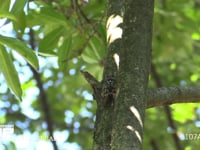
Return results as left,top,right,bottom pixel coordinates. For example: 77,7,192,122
113,53,120,70
126,125,142,143
135,130,142,143
106,15,123,44
130,106,143,128
127,125,134,131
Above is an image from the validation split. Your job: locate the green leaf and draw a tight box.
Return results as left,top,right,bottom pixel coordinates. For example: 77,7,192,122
10,0,27,15
89,36,105,60
81,36,103,64
83,2,105,18
0,35,39,70
58,36,72,70
9,0,27,34
0,0,10,13
38,7,67,25
27,7,68,27
12,11,26,35
81,47,99,64
39,26,64,54
0,45,22,100
0,13,17,21
172,104,197,123
0,0,17,22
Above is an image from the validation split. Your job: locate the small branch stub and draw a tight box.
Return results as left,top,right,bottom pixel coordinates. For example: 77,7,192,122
80,71,101,104
81,71,118,107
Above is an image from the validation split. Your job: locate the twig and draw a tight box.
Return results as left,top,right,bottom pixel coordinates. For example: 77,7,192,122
80,71,101,104
29,29,58,150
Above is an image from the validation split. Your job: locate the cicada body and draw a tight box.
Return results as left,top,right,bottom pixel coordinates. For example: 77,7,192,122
101,74,117,106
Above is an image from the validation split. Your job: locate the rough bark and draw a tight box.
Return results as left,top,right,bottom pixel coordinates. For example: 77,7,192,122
110,0,154,149
82,0,154,149
81,0,200,149
146,86,200,108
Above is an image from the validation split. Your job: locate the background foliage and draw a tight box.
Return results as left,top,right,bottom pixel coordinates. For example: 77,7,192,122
0,0,200,149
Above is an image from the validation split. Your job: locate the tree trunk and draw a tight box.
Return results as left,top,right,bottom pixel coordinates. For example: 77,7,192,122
82,0,154,149
111,0,154,149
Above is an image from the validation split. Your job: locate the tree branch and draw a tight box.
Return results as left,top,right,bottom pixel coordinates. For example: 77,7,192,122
146,86,200,108
80,71,101,104
73,0,102,38
29,29,58,150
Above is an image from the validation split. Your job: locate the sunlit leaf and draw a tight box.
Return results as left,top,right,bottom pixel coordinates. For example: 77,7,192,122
0,45,22,100
0,13,17,21
0,0,10,13
0,35,39,70
10,0,27,15
0,0,17,22
172,104,197,123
